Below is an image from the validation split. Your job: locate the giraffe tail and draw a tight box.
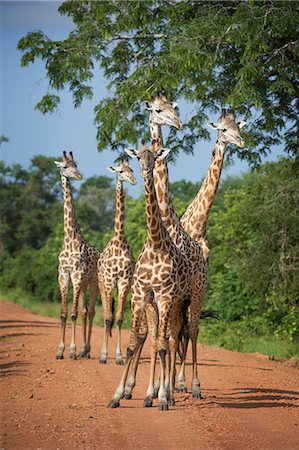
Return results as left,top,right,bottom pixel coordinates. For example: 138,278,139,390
110,297,115,338
200,309,220,320
178,298,191,360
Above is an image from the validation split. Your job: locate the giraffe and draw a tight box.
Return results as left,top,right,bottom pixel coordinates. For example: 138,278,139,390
123,94,209,401
54,151,100,360
149,94,209,397
108,143,191,411
180,108,246,241
98,161,137,365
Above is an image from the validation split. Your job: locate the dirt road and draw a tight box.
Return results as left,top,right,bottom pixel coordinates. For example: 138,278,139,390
0,300,298,450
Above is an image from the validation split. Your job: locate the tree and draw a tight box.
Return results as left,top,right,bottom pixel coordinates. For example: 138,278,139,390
0,156,61,254
207,158,299,339
75,175,116,249
18,1,298,163
0,136,9,146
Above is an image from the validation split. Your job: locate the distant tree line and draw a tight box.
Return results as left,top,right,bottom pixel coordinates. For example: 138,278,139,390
0,155,298,347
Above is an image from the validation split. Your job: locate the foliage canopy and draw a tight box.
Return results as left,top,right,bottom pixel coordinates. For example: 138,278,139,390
18,1,299,163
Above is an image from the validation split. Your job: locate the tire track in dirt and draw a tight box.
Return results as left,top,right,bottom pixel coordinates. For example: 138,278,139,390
0,300,298,450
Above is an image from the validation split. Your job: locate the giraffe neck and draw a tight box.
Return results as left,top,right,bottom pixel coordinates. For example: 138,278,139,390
150,120,180,236
114,178,125,241
61,176,83,250
144,167,165,248
181,138,226,240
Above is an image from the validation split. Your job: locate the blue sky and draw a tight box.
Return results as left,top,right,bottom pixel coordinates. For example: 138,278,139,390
1,1,284,197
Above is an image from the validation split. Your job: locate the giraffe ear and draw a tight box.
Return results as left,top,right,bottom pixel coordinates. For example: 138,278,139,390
54,161,64,168
145,101,152,111
237,121,246,129
156,147,172,161
172,101,178,109
208,122,224,130
107,165,117,173
125,148,139,159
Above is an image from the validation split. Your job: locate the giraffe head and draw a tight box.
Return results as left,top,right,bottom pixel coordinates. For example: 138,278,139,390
107,160,137,185
145,94,183,130
208,109,246,148
125,142,171,179
54,151,82,180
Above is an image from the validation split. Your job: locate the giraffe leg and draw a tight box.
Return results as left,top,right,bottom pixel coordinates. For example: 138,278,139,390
177,333,189,393
69,283,81,360
85,276,98,358
56,273,69,360
124,336,145,399
177,303,190,393
168,307,182,406
78,284,89,358
108,297,142,408
124,308,148,400
143,304,158,407
157,299,171,411
165,337,170,395
115,280,131,365
99,284,113,364
190,324,202,399
168,335,178,407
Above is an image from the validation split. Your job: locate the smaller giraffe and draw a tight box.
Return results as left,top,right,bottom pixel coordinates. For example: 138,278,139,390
54,151,100,360
108,143,191,411
98,161,137,365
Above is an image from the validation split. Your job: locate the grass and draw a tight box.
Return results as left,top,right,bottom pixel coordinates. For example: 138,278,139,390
200,320,299,362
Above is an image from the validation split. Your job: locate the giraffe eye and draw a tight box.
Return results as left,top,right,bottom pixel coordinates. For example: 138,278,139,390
155,109,162,113
222,128,227,132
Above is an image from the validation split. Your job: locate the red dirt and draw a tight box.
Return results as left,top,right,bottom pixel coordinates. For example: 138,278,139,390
0,300,298,450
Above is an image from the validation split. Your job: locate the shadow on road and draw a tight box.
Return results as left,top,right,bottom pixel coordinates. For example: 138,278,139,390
0,360,31,378
205,386,299,409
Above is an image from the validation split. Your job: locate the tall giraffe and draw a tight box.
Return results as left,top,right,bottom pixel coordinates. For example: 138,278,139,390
54,151,100,360
180,108,246,241
149,94,209,397
108,143,191,411
123,94,209,401
98,161,137,365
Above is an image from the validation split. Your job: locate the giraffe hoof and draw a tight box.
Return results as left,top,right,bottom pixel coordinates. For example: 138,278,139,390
107,400,120,409
99,358,107,364
158,402,168,411
56,354,64,360
124,393,132,400
177,386,187,393
116,359,124,366
168,398,175,407
69,353,77,360
78,352,90,359
144,396,153,407
192,391,202,399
